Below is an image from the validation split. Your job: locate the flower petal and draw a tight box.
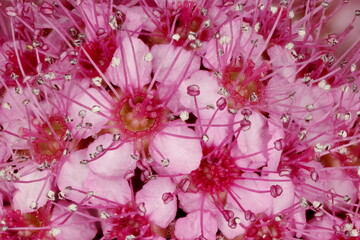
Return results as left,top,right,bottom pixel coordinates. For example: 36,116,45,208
136,178,177,228
87,134,136,179
175,210,217,240
150,121,202,174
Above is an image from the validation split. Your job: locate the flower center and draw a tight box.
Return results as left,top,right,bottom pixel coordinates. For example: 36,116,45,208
141,1,214,49
31,116,69,164
3,47,50,86
190,148,241,194
221,61,268,110
116,93,165,138
79,35,117,78
245,214,284,239
104,206,154,239
0,208,54,240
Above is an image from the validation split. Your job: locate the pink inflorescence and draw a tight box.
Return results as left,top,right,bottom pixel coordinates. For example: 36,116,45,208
0,0,360,239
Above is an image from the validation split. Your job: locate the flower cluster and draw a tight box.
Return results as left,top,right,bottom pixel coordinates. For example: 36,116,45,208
0,0,359,239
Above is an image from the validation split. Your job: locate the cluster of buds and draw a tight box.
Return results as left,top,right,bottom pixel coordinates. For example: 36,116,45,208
0,0,359,239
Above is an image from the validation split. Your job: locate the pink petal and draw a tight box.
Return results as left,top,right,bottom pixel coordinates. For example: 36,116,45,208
87,134,136,179
177,192,216,214
58,149,132,205
0,141,11,162
68,88,111,139
13,167,51,213
228,173,272,215
57,150,90,203
267,44,296,83
217,205,247,239
267,173,295,214
52,204,97,240
203,19,265,69
78,0,111,42
197,110,233,147
175,210,217,240
150,121,202,174
136,178,177,228
178,70,220,114
85,174,131,205
105,33,152,90
151,44,200,86
233,110,269,169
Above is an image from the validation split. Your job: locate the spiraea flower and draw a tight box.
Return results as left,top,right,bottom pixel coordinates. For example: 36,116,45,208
0,0,359,239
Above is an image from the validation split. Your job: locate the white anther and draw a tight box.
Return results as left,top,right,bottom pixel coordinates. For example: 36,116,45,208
58,191,66,199
144,52,153,62
172,33,181,41
6,7,17,16
203,20,211,28
44,72,55,80
202,134,209,142
338,130,347,138
314,143,324,152
78,110,86,118
318,80,331,90
218,87,230,96
109,15,118,30
344,195,351,204
254,22,260,32
64,74,72,81
285,42,294,50
68,204,78,212
241,24,249,32
234,4,244,11
305,114,312,122
270,6,278,14
100,211,110,219
50,228,61,236
32,89,40,95
201,8,207,15
96,145,104,152
312,201,322,210
125,235,136,240
113,134,121,141
92,105,101,113
250,92,258,102
344,223,354,232
343,112,351,121
180,111,189,121
92,77,102,86
219,36,231,45
300,197,308,207
15,87,23,94
258,3,265,10
298,28,306,37
281,114,290,123
302,75,312,83
188,33,196,41
111,57,120,67
289,11,295,19
350,63,357,72
2,102,11,109
339,148,348,154
30,201,38,209
275,214,283,222
298,130,307,140
350,229,359,237
47,190,56,201
161,158,170,167
306,104,314,111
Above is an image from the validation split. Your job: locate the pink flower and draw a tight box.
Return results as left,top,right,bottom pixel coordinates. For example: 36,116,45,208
0,0,359,239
